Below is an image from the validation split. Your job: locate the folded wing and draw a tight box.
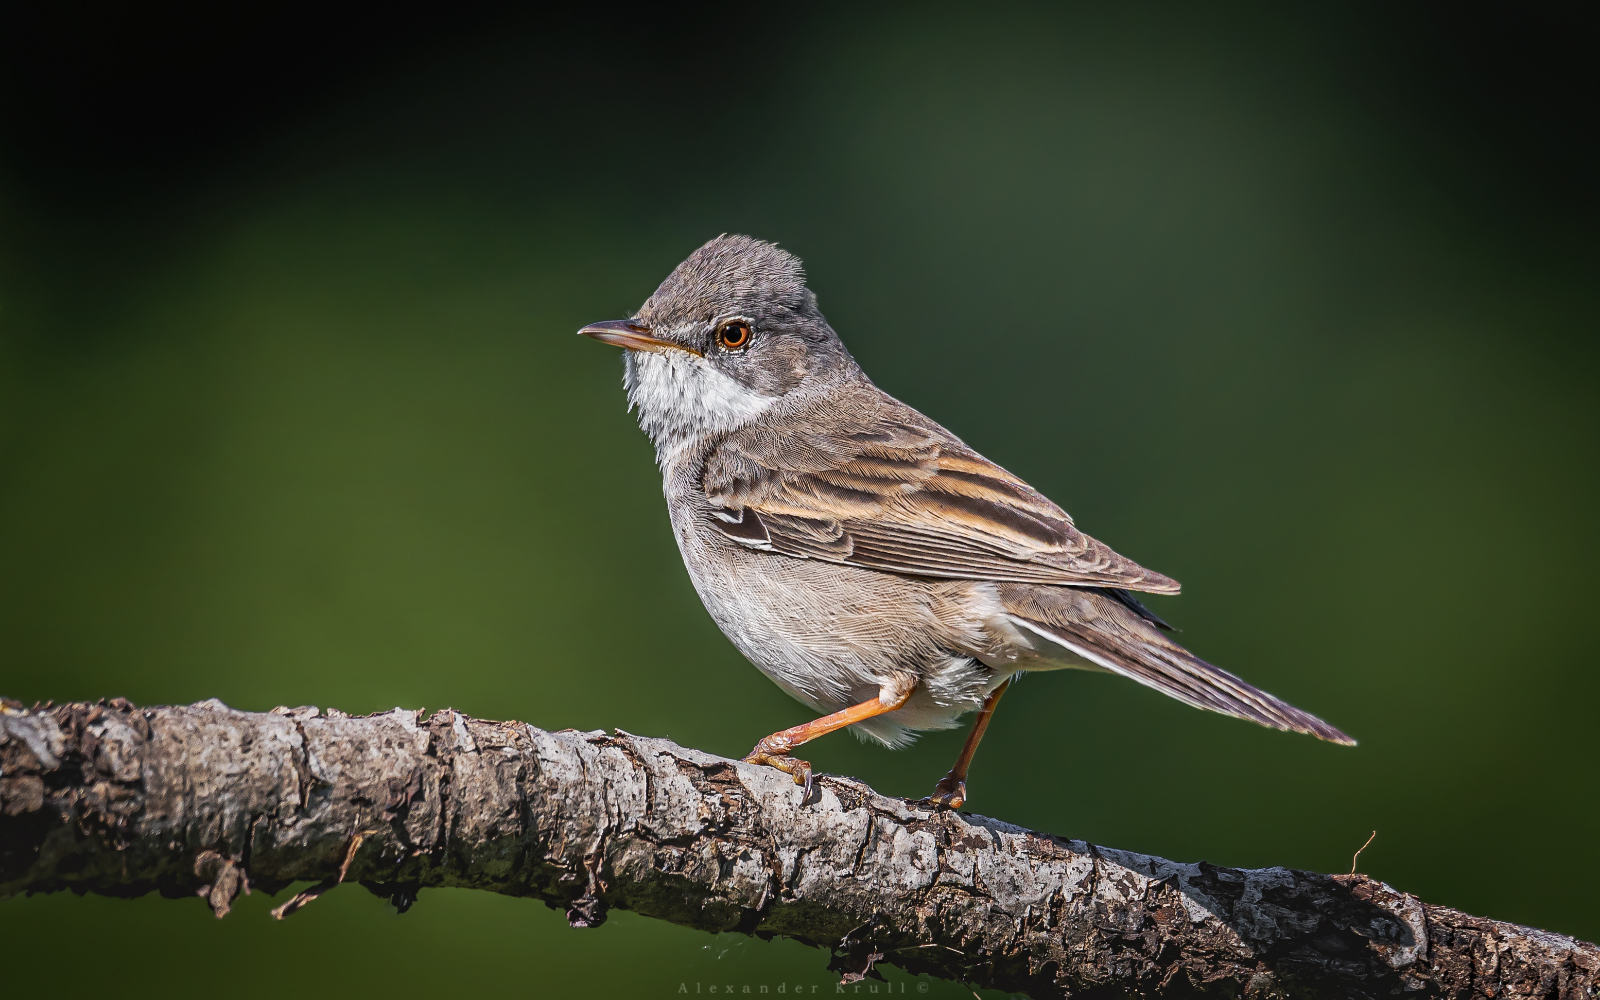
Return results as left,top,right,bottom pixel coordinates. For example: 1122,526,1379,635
702,403,1180,594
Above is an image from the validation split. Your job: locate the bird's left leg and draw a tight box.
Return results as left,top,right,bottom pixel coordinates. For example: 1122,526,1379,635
926,677,1011,810
744,677,916,795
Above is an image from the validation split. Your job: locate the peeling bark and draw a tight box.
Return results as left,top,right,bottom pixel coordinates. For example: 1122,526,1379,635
1,698,1594,998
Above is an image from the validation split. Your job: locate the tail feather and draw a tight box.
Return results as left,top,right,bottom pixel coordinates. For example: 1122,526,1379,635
1001,585,1354,746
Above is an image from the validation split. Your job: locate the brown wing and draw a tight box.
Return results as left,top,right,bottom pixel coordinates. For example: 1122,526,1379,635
702,404,1180,594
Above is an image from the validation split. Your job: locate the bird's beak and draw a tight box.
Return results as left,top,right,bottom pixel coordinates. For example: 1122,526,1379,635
577,319,702,357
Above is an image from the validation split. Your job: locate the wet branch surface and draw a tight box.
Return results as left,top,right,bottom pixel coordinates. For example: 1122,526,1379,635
2,699,1595,998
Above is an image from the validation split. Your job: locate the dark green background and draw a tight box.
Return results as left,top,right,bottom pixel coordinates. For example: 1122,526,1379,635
3,5,1595,996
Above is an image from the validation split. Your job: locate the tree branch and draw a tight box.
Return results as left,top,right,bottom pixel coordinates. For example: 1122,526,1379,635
2,698,1594,998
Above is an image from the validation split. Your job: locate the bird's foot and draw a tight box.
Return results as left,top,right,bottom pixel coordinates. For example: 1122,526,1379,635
924,771,967,810
743,735,813,797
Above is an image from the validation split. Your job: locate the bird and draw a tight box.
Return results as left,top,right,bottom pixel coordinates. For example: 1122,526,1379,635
579,234,1352,809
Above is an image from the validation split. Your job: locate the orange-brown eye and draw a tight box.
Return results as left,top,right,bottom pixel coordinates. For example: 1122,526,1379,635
717,320,752,350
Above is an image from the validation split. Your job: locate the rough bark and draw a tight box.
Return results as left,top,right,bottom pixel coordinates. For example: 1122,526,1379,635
1,698,1594,999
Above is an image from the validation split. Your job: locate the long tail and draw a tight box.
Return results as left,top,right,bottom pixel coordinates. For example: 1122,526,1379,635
1000,584,1355,745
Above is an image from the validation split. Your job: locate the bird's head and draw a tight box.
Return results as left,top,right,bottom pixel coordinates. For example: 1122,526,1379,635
579,235,856,462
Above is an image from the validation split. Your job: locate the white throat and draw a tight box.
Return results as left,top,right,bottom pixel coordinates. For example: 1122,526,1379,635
624,350,777,467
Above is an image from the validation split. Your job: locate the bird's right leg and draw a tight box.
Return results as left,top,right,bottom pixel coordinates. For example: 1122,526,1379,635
745,679,915,795
926,677,1011,810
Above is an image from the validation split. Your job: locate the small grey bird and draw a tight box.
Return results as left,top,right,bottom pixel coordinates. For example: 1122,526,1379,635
581,234,1352,808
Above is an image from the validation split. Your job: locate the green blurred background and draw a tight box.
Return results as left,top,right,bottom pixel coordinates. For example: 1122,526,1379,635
2,4,1596,995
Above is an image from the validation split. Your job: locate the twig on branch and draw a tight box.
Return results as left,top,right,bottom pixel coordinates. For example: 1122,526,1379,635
2,698,1594,998
268,829,373,919
1351,830,1378,875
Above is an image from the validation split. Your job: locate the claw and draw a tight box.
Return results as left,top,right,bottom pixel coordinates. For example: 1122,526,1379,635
744,736,813,798
925,773,967,810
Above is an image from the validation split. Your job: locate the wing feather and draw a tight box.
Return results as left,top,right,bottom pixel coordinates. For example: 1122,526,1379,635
703,405,1180,593
1002,585,1353,744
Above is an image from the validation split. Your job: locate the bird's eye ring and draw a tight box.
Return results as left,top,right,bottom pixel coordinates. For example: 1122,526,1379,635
716,320,752,351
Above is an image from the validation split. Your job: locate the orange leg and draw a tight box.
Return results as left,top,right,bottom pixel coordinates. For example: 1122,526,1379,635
926,677,1011,810
745,686,914,796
